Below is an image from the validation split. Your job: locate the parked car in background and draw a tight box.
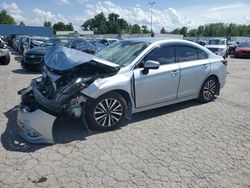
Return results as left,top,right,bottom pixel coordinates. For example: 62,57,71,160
21,38,71,71
196,40,207,46
22,36,49,54
18,36,29,54
13,35,28,51
0,37,8,49
7,34,20,48
228,41,239,55
0,42,10,65
98,38,119,46
65,38,96,54
86,39,106,52
205,38,228,58
17,38,227,144
234,42,250,58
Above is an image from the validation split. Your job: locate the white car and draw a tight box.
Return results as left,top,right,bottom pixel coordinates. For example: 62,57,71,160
205,38,228,58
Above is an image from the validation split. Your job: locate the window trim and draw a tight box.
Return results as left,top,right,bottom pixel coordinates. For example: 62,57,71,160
175,45,208,63
133,44,176,69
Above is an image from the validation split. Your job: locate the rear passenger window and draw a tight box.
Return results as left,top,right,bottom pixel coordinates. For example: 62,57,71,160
197,49,208,59
176,46,198,62
144,46,175,65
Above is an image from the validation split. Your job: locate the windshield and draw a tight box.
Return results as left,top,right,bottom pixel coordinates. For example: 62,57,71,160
208,39,226,45
31,38,47,46
95,40,149,67
41,38,69,47
238,43,250,48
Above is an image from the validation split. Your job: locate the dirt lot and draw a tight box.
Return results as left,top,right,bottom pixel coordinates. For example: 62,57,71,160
0,50,249,187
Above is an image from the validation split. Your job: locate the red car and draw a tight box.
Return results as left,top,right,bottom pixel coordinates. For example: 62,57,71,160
234,42,250,58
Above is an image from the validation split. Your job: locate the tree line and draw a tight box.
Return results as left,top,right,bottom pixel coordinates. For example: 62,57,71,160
1,9,250,37
161,23,250,37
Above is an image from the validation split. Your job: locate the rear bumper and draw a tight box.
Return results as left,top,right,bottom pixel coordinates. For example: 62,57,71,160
17,106,56,144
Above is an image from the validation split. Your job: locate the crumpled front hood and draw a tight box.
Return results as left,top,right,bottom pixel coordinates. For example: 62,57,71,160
25,47,47,55
44,47,120,72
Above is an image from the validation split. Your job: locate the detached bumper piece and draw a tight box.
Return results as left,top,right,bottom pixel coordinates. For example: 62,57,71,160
17,106,56,144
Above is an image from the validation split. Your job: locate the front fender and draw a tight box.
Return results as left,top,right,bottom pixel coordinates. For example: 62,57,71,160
81,71,133,99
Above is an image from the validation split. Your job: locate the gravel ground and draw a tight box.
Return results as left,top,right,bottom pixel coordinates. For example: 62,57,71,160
0,50,249,188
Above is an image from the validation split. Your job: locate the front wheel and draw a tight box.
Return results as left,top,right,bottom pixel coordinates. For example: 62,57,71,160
197,77,218,103
85,92,127,131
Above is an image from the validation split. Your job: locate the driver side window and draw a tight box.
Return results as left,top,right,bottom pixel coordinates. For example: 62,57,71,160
137,45,175,68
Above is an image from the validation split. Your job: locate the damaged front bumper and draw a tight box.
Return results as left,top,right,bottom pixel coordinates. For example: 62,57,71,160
17,107,56,144
17,77,89,144
17,82,57,144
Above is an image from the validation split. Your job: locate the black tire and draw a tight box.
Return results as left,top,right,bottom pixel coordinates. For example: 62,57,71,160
85,92,127,131
0,53,10,65
197,77,218,103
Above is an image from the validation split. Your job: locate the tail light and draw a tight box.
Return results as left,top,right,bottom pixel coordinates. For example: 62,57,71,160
221,59,228,66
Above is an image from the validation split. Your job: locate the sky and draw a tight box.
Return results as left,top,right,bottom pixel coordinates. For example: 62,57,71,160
1,0,250,32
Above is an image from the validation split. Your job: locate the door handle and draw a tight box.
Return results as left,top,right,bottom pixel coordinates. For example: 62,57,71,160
170,70,179,76
201,64,208,69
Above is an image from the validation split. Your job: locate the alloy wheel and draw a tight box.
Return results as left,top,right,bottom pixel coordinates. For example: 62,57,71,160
94,98,123,127
203,79,216,101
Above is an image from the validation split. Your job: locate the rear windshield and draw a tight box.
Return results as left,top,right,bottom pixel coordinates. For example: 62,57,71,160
208,39,226,45
41,39,69,47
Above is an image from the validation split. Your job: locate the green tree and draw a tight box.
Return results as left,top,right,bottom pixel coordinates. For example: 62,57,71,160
0,10,15,24
180,27,188,37
188,29,197,37
44,21,52,27
81,12,108,34
131,24,141,34
160,27,167,34
141,25,150,34
19,21,25,26
82,12,130,34
53,22,74,32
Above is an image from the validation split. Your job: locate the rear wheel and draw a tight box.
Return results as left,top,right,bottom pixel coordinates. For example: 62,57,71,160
85,92,127,131
197,77,218,103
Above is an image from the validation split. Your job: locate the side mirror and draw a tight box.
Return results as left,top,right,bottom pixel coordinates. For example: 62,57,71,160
142,60,160,74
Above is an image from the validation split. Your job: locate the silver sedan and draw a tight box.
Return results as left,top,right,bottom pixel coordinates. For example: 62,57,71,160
17,38,227,144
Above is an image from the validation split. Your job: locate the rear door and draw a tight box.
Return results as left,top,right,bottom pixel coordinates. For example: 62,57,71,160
176,45,211,98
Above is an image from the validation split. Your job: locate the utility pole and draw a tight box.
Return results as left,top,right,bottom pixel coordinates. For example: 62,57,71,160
149,1,155,35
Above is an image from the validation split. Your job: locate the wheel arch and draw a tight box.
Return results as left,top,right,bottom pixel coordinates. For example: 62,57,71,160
201,74,221,96
87,89,133,120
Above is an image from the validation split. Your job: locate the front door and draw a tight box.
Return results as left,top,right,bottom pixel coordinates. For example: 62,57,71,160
134,45,180,108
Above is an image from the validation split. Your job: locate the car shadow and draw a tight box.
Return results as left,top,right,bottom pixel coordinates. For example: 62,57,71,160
1,106,92,153
1,100,201,153
12,69,40,75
